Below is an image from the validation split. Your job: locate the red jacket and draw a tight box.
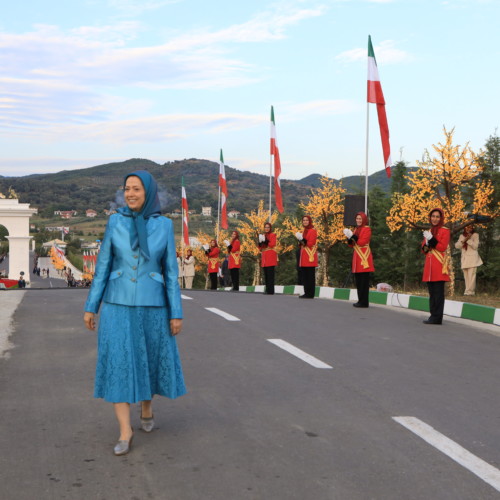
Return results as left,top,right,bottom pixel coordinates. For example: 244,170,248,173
206,247,220,273
348,226,375,273
299,228,318,267
228,239,241,269
422,227,450,282
259,233,278,267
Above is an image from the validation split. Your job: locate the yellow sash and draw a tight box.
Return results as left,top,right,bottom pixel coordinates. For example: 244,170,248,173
430,248,449,275
304,245,317,263
353,244,371,270
209,258,218,271
232,251,241,265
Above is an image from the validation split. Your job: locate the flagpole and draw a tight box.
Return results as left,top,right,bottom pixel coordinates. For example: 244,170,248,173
217,149,221,242
181,178,185,288
365,102,370,214
269,155,273,221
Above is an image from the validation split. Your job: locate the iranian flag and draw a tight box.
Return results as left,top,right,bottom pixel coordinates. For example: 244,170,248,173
367,35,392,178
219,149,228,229
270,106,284,213
181,177,189,245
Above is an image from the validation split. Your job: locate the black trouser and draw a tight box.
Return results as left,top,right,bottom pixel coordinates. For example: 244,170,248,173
354,272,371,306
300,267,316,298
209,272,218,290
263,266,275,295
230,268,239,291
427,281,445,323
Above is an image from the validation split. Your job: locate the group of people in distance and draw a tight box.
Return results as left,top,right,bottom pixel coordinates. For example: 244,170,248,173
82,168,482,458
202,207,482,328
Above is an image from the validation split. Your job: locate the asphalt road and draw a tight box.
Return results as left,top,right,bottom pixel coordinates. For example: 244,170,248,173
1,289,500,500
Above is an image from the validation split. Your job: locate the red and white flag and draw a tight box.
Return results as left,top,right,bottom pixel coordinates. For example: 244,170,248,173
219,149,228,229
181,178,189,246
367,35,392,178
270,106,284,213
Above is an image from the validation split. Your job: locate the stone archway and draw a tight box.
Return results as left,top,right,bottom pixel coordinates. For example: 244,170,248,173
0,198,37,282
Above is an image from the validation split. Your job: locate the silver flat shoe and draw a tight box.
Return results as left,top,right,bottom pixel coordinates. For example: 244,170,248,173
114,433,133,456
140,415,154,433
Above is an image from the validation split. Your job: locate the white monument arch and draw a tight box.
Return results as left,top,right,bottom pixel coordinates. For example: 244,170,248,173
0,198,37,282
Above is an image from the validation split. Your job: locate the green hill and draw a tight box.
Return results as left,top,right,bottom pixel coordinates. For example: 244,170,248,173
0,158,410,216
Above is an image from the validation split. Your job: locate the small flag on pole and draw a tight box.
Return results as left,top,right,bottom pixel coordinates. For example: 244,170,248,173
270,106,284,213
367,35,392,178
181,177,189,245
219,149,228,229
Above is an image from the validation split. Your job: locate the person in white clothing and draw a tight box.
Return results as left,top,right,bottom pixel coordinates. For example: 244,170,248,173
455,225,483,296
183,249,195,289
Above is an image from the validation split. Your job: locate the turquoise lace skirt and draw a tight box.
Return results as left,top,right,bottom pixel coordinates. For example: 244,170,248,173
94,303,187,403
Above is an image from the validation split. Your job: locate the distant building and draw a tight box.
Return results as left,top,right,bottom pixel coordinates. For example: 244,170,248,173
59,210,77,219
86,209,98,218
228,210,241,219
202,206,212,216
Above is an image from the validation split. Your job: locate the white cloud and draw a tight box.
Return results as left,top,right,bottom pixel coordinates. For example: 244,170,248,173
0,4,328,135
335,39,412,65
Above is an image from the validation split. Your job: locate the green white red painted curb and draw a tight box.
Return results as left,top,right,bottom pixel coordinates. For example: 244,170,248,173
229,285,500,326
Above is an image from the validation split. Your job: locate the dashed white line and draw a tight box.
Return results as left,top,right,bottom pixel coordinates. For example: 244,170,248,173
205,307,240,321
393,416,500,493
267,339,332,369
181,294,193,300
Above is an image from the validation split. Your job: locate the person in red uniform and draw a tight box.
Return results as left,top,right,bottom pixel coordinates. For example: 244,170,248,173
226,231,241,291
295,215,318,298
204,239,220,290
258,222,278,295
344,212,375,308
421,207,450,325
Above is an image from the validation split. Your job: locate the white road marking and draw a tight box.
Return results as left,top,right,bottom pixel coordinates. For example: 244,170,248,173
267,339,332,369
205,307,240,321
393,416,500,493
181,294,193,300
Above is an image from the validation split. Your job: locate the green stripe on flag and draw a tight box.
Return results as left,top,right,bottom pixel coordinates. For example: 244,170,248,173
461,303,495,324
368,35,376,60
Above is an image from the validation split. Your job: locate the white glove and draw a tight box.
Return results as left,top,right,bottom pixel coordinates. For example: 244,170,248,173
295,232,303,241
202,244,209,251
258,234,265,243
224,239,230,247
343,228,353,239
423,230,432,242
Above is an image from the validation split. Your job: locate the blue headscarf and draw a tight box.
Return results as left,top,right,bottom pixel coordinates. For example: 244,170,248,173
117,170,161,260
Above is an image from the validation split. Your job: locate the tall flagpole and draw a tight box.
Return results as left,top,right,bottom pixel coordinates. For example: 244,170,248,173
365,103,370,214
181,177,185,286
217,149,222,242
269,154,273,221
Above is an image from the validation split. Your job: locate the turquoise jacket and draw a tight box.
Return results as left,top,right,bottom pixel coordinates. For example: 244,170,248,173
84,213,183,319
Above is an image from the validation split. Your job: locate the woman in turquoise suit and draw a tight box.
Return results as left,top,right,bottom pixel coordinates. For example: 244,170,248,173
83,171,186,456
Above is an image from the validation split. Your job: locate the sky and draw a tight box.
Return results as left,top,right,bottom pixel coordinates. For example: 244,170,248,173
0,0,499,180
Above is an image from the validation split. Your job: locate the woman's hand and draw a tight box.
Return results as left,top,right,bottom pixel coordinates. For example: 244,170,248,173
84,312,96,331
170,318,183,336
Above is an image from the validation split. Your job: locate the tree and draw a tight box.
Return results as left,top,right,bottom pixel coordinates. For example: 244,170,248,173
476,131,500,290
284,176,346,286
387,127,500,293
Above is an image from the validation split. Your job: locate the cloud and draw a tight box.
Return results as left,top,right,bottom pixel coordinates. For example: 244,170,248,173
335,39,412,65
0,4,328,135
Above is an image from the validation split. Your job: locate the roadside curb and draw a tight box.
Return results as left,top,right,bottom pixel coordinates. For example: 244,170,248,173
231,285,500,326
